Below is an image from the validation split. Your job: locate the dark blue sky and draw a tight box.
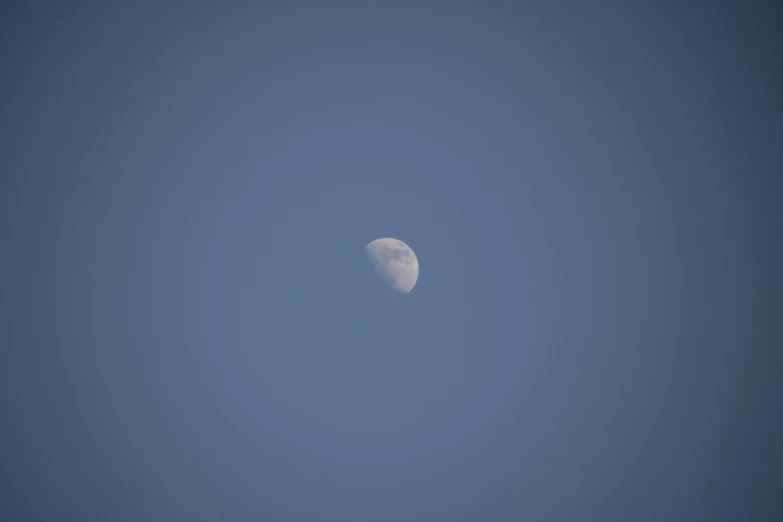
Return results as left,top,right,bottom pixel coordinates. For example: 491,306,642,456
2,3,782,521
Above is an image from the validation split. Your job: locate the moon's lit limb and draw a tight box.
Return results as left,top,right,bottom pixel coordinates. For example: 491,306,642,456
365,238,419,294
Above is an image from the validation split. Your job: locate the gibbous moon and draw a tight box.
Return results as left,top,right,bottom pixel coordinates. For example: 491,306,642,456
365,238,419,294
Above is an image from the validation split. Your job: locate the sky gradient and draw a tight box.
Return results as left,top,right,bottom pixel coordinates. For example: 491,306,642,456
2,3,782,521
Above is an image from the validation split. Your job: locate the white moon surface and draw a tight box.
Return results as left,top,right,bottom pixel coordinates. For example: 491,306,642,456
365,238,419,294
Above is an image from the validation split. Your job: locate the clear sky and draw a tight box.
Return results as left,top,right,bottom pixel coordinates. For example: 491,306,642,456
2,3,782,521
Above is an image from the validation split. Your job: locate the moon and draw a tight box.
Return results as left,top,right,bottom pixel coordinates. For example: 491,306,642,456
365,238,419,294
